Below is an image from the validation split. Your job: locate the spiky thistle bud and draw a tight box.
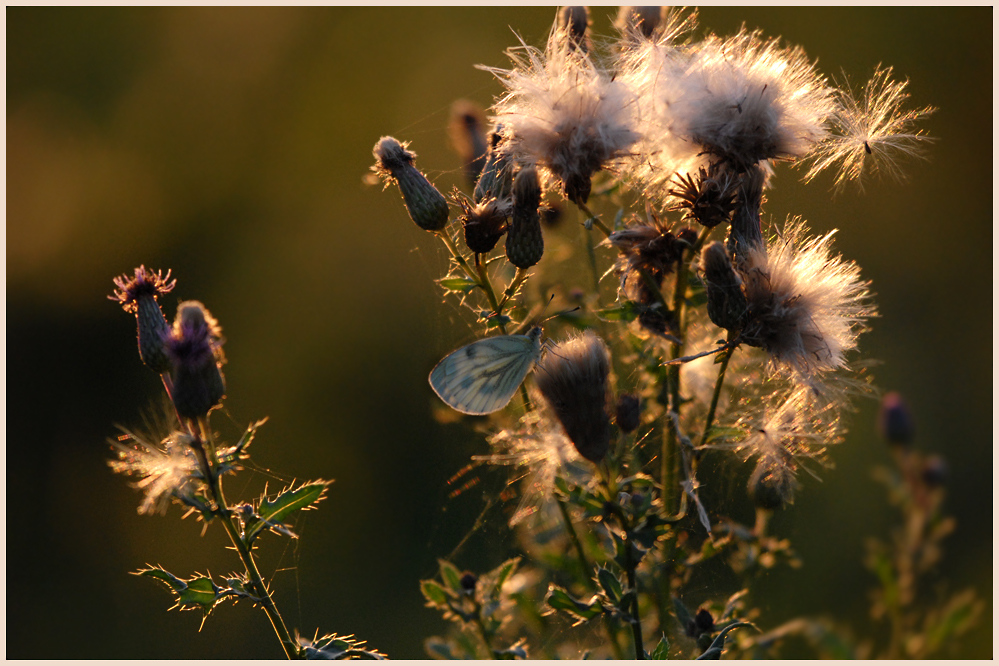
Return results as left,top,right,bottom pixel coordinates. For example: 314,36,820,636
878,391,915,447
701,241,747,331
474,129,515,204
109,266,176,374
372,136,449,232
615,393,641,433
448,99,489,188
167,301,226,420
667,163,739,228
452,188,509,254
536,332,612,463
558,6,591,53
505,166,544,268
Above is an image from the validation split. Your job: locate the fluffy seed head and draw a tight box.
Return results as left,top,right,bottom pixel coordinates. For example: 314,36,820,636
372,136,450,231
738,218,875,390
535,331,612,463
167,301,226,419
110,428,200,515
804,65,937,191
481,21,640,204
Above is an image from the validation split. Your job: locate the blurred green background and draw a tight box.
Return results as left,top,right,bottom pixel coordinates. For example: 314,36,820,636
7,7,991,659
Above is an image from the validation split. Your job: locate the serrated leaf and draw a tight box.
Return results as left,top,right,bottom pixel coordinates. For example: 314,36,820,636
596,301,641,322
299,631,386,660
650,634,670,659
696,622,755,659
420,579,450,608
244,480,331,543
134,566,254,621
488,557,520,596
424,638,456,660
596,567,622,604
439,277,480,294
438,560,463,593
545,585,602,625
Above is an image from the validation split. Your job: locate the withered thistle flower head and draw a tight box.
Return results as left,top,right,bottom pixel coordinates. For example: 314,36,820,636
667,162,740,228
608,215,686,305
372,136,450,232
110,427,200,515
167,301,226,419
535,331,612,463
109,266,176,373
452,188,510,255
739,218,875,389
480,20,640,204
804,65,936,192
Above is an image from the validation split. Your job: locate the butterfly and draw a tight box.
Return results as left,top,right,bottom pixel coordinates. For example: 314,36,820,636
429,326,545,415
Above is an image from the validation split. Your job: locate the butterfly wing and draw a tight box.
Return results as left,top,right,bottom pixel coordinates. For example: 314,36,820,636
429,335,539,415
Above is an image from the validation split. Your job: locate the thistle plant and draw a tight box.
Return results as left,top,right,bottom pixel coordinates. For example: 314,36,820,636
108,266,383,660
372,7,976,660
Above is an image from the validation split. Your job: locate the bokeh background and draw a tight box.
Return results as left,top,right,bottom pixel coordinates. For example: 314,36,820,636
7,7,991,659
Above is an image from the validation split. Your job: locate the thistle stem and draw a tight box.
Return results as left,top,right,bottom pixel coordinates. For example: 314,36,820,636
191,419,298,659
698,342,735,449
575,201,613,238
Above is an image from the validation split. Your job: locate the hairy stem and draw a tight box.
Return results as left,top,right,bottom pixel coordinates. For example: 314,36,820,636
192,419,298,659
697,342,735,449
575,201,613,238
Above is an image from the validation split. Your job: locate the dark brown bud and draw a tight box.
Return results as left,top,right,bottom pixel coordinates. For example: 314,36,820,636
536,332,612,463
615,393,642,433
452,189,509,254
459,571,478,594
878,392,915,447
505,166,544,268
701,241,747,331
474,129,515,204
616,6,666,39
921,454,947,488
372,136,450,232
558,6,591,53
667,164,739,229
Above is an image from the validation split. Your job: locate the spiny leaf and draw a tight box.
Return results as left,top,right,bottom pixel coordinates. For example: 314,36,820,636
596,301,641,322
650,634,670,659
133,565,256,623
244,480,331,543
488,557,521,597
545,584,602,625
420,579,451,608
298,631,386,660
438,277,480,295
438,559,463,594
595,567,623,605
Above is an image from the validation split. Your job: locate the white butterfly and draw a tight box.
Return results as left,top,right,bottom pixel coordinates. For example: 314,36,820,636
429,326,544,415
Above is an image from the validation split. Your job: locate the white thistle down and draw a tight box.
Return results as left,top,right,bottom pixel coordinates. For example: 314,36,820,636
804,64,937,191
480,21,641,204
109,429,200,515
739,218,876,392
618,26,835,201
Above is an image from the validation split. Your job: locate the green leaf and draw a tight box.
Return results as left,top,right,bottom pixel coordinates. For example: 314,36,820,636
134,565,255,621
488,557,521,597
596,301,641,322
704,426,743,444
420,579,451,608
696,622,755,659
424,638,457,660
650,634,670,659
545,585,602,625
217,418,268,468
438,277,480,294
595,567,623,605
244,480,331,543
672,596,694,632
438,559,463,593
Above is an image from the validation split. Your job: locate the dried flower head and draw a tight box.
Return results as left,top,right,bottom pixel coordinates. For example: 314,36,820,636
372,136,450,232
167,301,226,419
449,99,489,188
452,189,509,255
804,65,937,191
666,162,740,228
110,428,200,515
739,218,875,391
481,21,640,204
535,331,612,463
608,216,691,305
109,266,177,374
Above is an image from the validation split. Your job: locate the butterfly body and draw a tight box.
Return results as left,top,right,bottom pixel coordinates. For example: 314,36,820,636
430,327,543,415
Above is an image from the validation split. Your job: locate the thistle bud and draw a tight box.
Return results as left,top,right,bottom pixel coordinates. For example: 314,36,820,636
558,6,591,54
921,454,947,488
726,165,767,261
372,136,449,232
109,266,176,374
878,392,915,447
685,608,715,638
536,332,612,463
615,393,642,433
668,164,739,229
615,6,665,39
474,129,514,204
505,166,544,269
459,571,478,594
167,301,226,420
701,241,748,331
448,100,488,189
